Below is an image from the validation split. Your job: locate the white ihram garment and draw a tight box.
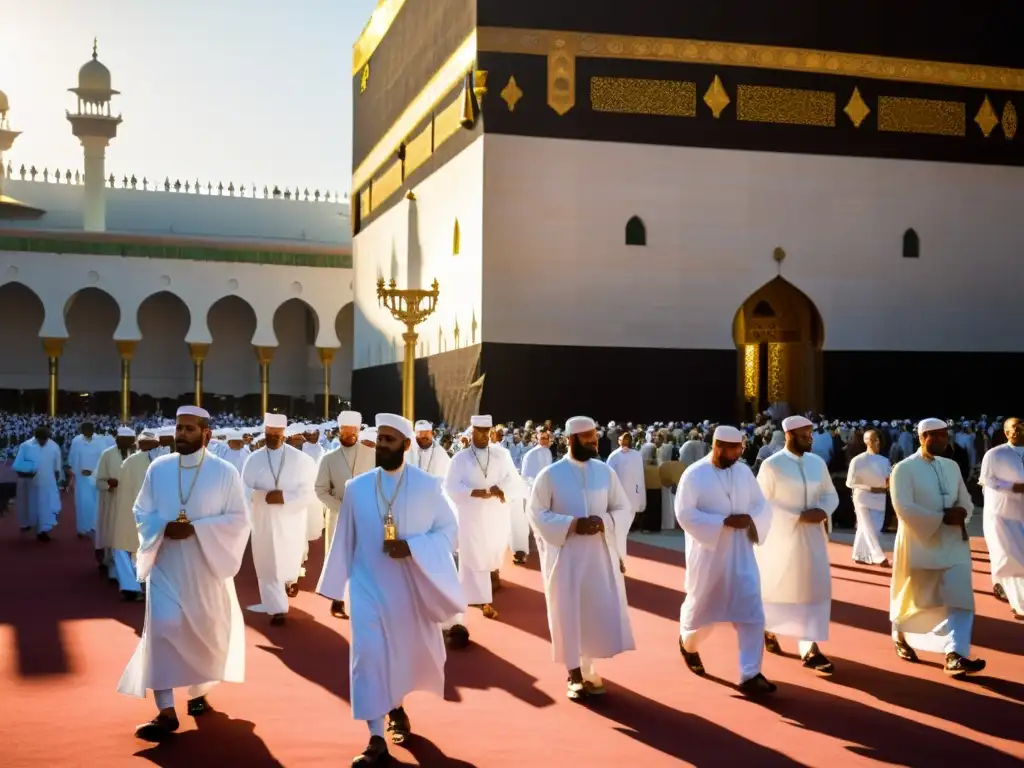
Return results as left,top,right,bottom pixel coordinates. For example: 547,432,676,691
979,444,1024,614
756,449,839,653
675,457,773,683
317,466,464,721
529,458,634,673
242,445,317,615
69,435,107,536
12,438,62,533
117,450,250,701
846,451,891,565
607,447,646,548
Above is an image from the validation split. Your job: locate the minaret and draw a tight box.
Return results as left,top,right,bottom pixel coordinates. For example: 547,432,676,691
66,39,122,232
0,88,21,198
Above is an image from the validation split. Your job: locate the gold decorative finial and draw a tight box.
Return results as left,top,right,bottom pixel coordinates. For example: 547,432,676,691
704,75,731,119
93,37,98,59
360,63,370,94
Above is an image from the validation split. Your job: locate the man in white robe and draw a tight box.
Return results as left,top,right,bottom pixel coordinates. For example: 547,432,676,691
519,429,554,563
890,418,986,676
607,431,646,536
12,426,63,541
112,430,162,601
846,428,891,566
756,415,839,674
217,430,249,474
979,417,1024,619
529,416,634,702
317,414,464,766
242,413,317,626
443,414,522,631
95,427,137,582
68,421,107,539
117,406,250,740
315,410,376,619
675,426,776,695
301,425,327,544
407,420,452,478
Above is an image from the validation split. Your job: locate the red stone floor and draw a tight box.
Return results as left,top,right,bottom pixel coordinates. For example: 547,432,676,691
1,498,1022,767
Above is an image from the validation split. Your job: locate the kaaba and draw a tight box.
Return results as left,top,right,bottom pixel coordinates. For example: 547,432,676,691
350,0,1024,426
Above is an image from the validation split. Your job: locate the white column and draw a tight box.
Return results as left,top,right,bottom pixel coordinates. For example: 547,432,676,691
81,136,109,232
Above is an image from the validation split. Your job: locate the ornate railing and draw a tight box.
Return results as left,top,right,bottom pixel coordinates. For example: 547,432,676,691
3,161,347,205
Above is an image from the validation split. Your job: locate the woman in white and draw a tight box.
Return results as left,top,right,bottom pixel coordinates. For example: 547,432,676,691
846,429,891,566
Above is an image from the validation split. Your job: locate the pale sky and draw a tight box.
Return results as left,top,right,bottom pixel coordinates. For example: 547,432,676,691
1,0,378,196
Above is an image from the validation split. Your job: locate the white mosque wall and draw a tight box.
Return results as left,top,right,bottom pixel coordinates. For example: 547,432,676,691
2,178,350,245
0,249,354,400
481,134,1024,353
353,136,484,370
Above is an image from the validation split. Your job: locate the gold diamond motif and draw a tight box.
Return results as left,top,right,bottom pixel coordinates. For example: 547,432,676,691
975,95,999,137
1003,101,1017,139
501,75,523,112
704,75,730,118
843,87,871,128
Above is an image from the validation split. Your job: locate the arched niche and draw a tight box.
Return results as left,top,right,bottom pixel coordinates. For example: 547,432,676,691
205,295,258,399
272,298,320,401
0,282,46,399
133,291,193,401
732,277,824,420
625,215,646,246
62,287,122,396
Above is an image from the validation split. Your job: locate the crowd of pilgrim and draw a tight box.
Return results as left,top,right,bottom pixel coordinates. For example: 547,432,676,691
4,405,1022,766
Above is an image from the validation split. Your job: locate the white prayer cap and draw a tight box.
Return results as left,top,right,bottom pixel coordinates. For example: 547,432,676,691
918,418,948,435
264,413,287,429
881,421,889,427
414,420,433,433
359,427,378,443
155,426,176,437
565,416,597,435
139,430,157,440
116,426,136,437
713,425,743,443
285,423,303,437
470,415,492,428
337,410,362,428
177,405,210,419
781,415,813,432
376,413,414,439
608,421,616,428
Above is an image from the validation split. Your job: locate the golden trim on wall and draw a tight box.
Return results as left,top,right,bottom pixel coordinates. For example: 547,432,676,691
371,161,403,212
353,0,408,75
767,343,785,404
1005,101,1019,139
736,85,836,127
591,76,697,117
359,188,371,220
704,75,731,118
353,31,476,191
501,76,523,111
844,87,871,128
434,95,465,148
548,40,577,115
975,95,999,137
877,96,966,137
743,344,759,401
477,27,1024,92
404,123,433,177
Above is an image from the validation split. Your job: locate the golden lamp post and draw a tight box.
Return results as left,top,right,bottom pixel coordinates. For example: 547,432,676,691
376,277,439,421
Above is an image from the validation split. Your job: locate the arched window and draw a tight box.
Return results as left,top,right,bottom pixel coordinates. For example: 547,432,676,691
453,218,461,255
752,300,775,317
625,215,646,246
902,228,920,259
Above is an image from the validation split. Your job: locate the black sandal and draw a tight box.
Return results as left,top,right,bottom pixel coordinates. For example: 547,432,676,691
135,712,179,741
738,673,777,696
894,637,919,663
764,632,782,655
678,637,706,676
187,696,210,717
386,707,410,745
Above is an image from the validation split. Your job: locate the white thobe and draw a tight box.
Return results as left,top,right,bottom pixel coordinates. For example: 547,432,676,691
12,438,62,533
443,444,524,604
508,441,528,471
117,450,250,702
679,440,708,466
408,440,452,478
219,447,249,475
846,451,891,565
69,435,106,536
517,445,554,555
302,442,327,542
756,449,839,648
811,432,834,465
113,450,156,594
242,445,317,615
979,444,1024,614
529,458,635,672
317,466,465,721
890,451,976,656
607,447,646,531
675,457,773,682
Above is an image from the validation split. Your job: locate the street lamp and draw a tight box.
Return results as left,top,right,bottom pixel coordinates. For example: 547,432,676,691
376,277,440,420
